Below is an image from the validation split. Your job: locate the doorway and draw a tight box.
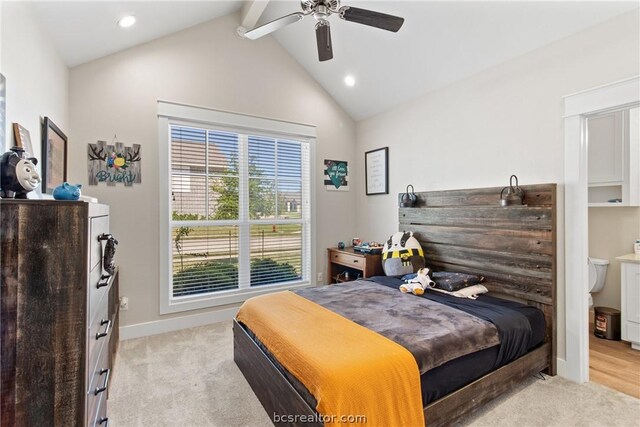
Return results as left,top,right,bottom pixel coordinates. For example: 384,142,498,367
585,107,640,398
563,75,640,384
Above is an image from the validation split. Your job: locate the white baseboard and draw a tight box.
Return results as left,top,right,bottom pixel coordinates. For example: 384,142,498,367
556,357,567,378
119,307,238,340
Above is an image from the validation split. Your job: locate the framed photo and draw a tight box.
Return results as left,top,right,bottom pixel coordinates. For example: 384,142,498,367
41,117,68,194
13,123,34,156
365,147,388,195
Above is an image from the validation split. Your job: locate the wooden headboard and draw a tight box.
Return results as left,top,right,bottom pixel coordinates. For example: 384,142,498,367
398,183,557,375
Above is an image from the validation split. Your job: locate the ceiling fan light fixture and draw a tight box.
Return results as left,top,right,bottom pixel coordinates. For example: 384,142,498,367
344,75,356,87
117,15,136,28
244,0,404,62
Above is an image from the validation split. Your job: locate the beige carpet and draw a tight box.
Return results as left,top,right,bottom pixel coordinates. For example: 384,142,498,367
108,322,640,427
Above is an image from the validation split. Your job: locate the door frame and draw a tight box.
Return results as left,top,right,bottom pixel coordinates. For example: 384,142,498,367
562,75,639,383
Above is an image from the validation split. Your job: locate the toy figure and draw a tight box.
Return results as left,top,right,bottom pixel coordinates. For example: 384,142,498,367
53,183,82,200
0,147,41,199
381,231,425,276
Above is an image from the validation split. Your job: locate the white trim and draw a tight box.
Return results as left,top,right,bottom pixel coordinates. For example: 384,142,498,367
119,307,239,341
158,102,316,314
563,76,640,383
159,116,173,316
556,357,567,378
165,281,313,314
157,100,316,139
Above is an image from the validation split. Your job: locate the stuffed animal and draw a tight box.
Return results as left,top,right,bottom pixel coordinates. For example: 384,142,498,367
53,183,82,200
0,148,41,199
400,268,435,295
381,231,425,276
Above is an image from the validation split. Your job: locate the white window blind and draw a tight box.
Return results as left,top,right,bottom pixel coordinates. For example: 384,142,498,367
169,124,311,299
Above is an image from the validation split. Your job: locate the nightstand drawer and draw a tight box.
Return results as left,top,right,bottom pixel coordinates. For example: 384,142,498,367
330,251,363,267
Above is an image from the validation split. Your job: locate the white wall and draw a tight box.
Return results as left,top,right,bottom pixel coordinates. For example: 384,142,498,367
0,1,69,158
68,12,357,327
589,207,640,310
355,9,640,361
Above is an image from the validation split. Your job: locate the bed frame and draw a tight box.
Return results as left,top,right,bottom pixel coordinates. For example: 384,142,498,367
234,183,557,426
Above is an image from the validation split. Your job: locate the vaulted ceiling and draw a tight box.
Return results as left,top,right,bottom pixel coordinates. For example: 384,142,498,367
29,1,639,120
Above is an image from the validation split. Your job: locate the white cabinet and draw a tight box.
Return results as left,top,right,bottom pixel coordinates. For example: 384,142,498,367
588,111,624,184
588,108,640,206
619,255,640,350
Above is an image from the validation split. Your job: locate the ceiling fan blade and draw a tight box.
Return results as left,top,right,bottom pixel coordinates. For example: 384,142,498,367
244,12,305,40
339,6,404,32
315,21,333,62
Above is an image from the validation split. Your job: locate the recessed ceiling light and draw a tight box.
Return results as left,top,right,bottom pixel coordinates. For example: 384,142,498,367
344,75,356,87
118,15,136,28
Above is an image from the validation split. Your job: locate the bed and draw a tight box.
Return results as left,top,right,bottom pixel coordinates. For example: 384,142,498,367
234,183,557,426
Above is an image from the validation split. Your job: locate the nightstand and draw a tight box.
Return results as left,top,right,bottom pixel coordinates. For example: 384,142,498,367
327,247,384,284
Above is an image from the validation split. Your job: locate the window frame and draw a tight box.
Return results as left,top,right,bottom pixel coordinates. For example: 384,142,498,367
158,101,316,314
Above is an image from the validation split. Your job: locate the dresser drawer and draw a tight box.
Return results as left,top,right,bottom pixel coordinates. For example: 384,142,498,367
88,292,110,377
93,395,108,427
330,251,364,268
87,342,110,425
90,216,109,270
89,264,111,323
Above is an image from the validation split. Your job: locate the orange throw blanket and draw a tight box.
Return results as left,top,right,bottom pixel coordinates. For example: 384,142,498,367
236,291,424,427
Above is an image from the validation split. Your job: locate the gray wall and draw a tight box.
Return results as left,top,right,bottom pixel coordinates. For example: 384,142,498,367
68,12,357,327
589,207,640,310
1,2,68,161
354,9,640,361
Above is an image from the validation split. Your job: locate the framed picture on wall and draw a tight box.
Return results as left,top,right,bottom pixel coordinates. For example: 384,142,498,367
41,117,68,194
365,147,388,195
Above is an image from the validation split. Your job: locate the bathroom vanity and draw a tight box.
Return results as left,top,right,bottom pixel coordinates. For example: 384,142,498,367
617,253,640,350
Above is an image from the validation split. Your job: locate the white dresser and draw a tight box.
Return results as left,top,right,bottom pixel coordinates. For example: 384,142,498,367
617,253,640,350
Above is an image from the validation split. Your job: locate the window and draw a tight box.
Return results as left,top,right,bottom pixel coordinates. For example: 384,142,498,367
159,102,315,313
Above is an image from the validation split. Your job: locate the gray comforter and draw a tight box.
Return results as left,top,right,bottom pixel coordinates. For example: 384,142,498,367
296,280,500,373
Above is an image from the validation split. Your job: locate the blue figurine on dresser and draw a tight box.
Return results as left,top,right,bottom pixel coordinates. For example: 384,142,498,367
53,182,82,200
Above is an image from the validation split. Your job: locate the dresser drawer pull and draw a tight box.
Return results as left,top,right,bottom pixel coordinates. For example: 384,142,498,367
94,368,111,395
98,233,114,241
353,259,359,263
99,418,109,427
97,274,111,289
96,319,112,340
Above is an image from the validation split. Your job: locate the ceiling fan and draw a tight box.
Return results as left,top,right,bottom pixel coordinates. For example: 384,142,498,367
243,0,405,62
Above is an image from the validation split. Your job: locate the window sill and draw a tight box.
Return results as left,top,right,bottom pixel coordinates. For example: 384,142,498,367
160,281,313,314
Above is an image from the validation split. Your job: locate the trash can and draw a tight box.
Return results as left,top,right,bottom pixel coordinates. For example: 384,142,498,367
594,306,621,340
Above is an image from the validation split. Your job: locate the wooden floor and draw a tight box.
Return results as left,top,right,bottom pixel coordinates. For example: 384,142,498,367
589,325,640,399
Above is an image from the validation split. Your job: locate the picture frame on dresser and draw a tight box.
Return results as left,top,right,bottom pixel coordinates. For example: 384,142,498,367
41,117,68,194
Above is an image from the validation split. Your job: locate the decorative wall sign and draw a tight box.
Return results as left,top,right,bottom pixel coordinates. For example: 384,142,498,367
365,147,388,195
324,159,348,191
87,139,142,186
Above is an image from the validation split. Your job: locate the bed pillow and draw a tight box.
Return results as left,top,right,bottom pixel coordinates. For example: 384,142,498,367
431,284,488,299
431,272,484,292
382,231,425,276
